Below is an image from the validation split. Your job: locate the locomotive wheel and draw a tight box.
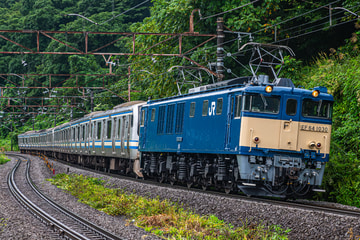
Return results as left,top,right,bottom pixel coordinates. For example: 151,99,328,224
158,173,167,183
224,182,234,194
169,173,176,186
201,179,208,191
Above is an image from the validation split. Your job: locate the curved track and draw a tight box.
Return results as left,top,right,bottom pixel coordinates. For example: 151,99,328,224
6,153,125,240
44,153,360,219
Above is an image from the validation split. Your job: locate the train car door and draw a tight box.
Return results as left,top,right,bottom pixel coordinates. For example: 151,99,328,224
139,107,147,149
225,94,242,151
279,95,300,150
79,124,83,153
112,117,116,154
102,119,106,153
83,124,87,151
120,116,126,155
126,115,131,156
90,121,95,153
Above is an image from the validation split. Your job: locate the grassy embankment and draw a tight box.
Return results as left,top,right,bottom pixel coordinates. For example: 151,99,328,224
48,173,290,239
0,153,10,164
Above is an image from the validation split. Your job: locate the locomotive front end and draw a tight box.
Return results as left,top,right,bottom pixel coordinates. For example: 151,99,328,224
237,85,333,198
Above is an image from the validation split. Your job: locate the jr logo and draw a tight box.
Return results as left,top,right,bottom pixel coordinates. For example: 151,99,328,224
208,101,216,116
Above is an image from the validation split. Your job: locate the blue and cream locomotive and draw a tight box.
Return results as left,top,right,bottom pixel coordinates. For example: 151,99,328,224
138,76,333,197
18,76,333,198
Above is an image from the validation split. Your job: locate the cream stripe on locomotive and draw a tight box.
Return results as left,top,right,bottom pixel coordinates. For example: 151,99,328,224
239,116,331,154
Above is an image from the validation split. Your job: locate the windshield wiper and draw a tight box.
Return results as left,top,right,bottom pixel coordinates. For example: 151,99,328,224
260,94,268,109
317,100,322,116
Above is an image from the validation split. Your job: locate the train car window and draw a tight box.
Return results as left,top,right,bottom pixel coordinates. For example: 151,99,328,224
286,99,297,116
157,106,166,134
189,102,195,117
216,98,223,115
112,118,116,139
302,99,332,119
103,120,106,139
202,100,208,116
140,109,145,126
244,94,280,114
166,104,175,134
121,116,126,139
151,109,156,122
175,103,185,133
107,120,112,139
235,95,242,118
82,125,86,140
85,125,88,140
79,127,82,141
118,118,121,138
77,126,80,141
97,121,102,139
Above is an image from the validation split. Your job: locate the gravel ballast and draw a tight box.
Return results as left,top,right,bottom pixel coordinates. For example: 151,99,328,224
2,154,360,239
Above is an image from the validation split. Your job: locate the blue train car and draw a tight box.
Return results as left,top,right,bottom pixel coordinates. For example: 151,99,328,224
139,77,333,197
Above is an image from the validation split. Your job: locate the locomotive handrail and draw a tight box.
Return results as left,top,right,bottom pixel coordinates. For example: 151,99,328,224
323,135,327,159
249,128,254,152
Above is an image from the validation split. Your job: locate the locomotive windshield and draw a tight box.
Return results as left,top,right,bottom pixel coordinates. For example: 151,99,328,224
244,94,280,114
302,99,333,119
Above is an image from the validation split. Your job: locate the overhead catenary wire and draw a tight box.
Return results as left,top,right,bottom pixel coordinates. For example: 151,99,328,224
273,17,359,44
67,0,150,25
251,0,342,35
257,9,348,41
200,0,259,20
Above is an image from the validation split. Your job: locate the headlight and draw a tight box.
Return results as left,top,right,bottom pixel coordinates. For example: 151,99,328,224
312,90,320,97
265,85,273,93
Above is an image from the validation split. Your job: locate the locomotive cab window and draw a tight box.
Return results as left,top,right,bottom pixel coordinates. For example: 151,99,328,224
140,109,145,126
202,100,208,116
302,99,333,119
216,98,223,115
244,94,280,114
234,95,242,118
286,99,297,116
151,109,156,122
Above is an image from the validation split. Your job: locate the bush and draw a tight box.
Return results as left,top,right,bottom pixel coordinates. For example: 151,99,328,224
48,173,290,239
281,32,360,207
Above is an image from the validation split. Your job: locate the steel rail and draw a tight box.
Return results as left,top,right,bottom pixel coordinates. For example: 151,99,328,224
7,153,125,240
7,157,90,240
25,159,124,240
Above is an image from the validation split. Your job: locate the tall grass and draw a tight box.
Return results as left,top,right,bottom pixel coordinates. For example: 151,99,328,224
48,173,290,239
0,153,10,165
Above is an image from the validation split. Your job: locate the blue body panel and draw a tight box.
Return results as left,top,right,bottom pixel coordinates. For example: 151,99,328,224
139,84,333,159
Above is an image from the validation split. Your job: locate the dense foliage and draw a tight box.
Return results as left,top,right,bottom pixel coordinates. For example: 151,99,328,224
0,0,359,207
287,29,360,207
48,173,290,239
280,30,360,206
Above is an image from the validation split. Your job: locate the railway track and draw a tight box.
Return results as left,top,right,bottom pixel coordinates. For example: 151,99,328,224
41,153,360,219
6,153,125,240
